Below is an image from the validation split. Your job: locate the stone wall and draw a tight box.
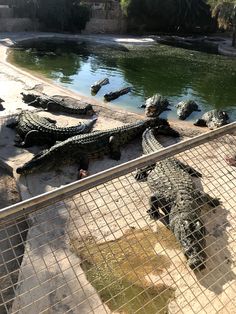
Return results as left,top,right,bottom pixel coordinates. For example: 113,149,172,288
83,17,127,34
83,0,127,34
0,2,37,32
0,5,13,18
0,17,36,32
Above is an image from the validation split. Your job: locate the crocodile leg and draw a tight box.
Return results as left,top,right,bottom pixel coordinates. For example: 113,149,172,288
134,164,156,181
148,194,170,227
77,156,89,180
194,190,221,207
109,135,121,160
14,134,24,146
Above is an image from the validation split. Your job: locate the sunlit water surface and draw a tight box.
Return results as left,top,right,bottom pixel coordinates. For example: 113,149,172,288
9,39,236,121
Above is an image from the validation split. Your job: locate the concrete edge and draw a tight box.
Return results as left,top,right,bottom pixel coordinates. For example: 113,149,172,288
0,158,13,175
219,45,236,57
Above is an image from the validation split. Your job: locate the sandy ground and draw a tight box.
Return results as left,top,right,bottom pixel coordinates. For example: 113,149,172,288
0,33,236,314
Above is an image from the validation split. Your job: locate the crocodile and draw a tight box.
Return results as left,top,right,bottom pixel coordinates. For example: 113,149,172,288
7,110,97,147
135,126,220,270
104,87,131,101
176,100,201,120
0,98,5,111
91,78,109,94
141,94,171,117
194,109,229,130
21,93,95,116
16,117,168,176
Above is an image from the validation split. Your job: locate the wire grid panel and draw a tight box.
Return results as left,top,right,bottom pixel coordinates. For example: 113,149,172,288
1,131,236,313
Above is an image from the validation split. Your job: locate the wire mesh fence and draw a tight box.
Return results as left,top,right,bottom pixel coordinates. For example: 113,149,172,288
1,123,236,313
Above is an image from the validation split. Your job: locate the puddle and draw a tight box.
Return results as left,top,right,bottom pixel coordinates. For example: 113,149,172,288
72,228,177,313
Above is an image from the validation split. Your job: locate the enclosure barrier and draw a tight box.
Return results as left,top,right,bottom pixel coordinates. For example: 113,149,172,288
1,122,236,313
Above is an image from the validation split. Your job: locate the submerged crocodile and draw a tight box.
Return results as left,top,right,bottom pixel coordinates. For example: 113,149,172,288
135,126,220,270
141,94,171,117
7,110,97,147
104,87,131,101
21,93,95,116
91,78,109,94
16,118,168,176
194,109,229,130
176,100,200,120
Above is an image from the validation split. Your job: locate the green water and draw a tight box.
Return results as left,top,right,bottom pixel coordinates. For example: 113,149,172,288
9,39,236,120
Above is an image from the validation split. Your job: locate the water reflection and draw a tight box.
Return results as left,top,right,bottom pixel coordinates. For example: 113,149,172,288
10,40,236,120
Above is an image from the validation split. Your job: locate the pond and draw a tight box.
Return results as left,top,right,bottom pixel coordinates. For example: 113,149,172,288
9,39,236,121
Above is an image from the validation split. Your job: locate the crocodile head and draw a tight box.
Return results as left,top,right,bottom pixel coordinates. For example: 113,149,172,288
206,110,229,129
85,104,96,116
21,92,37,104
176,100,199,120
195,110,229,129
16,149,51,175
181,219,206,270
145,94,170,117
171,206,207,271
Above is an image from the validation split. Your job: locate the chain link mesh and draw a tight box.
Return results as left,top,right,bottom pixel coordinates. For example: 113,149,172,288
1,127,236,313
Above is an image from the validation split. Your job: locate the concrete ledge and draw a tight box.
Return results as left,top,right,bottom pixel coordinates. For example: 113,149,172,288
0,158,13,175
219,44,236,57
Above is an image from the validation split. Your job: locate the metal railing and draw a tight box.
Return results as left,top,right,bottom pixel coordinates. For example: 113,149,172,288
1,122,236,313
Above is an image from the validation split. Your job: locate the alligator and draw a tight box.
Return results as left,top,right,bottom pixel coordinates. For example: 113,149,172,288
16,117,168,176
104,87,131,101
194,109,229,130
91,78,109,94
176,100,201,120
135,126,220,270
21,93,95,116
7,110,97,147
141,94,171,117
0,98,5,111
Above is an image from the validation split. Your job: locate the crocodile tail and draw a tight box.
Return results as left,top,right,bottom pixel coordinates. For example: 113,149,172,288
153,125,180,138
147,117,170,128
142,125,179,153
142,128,161,153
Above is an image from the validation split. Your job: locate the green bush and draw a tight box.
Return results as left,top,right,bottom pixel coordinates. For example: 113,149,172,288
121,0,215,33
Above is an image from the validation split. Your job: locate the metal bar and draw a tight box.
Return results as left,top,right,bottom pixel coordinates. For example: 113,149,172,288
0,121,235,220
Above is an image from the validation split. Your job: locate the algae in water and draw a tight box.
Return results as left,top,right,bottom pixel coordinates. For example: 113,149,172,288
72,228,177,313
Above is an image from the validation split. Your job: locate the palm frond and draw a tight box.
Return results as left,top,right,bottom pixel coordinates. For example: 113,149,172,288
212,2,236,29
